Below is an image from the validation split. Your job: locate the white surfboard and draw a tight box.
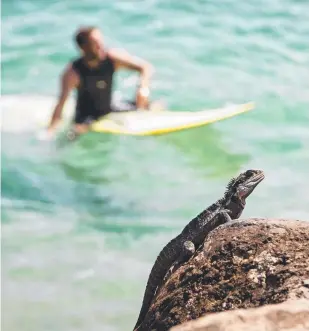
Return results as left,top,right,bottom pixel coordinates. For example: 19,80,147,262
0,94,254,136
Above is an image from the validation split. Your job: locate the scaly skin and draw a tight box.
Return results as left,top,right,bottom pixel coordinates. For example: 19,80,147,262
133,169,265,331
162,240,196,284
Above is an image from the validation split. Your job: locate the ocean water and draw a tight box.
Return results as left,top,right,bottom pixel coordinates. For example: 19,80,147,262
1,0,309,330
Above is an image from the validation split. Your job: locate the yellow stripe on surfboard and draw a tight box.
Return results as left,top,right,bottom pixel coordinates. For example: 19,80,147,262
88,102,255,136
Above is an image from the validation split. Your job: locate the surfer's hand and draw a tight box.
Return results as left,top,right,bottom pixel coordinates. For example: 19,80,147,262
36,129,54,141
136,86,150,109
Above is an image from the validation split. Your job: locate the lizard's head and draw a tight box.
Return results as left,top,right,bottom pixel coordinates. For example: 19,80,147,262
225,169,265,206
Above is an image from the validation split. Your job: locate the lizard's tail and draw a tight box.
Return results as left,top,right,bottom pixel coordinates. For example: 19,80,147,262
133,244,174,331
133,271,160,330
133,237,179,330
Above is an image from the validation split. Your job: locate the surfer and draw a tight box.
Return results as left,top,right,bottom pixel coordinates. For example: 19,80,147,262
43,26,155,139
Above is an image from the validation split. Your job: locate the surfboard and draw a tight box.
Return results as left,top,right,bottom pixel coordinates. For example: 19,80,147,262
0,95,254,136
88,102,255,136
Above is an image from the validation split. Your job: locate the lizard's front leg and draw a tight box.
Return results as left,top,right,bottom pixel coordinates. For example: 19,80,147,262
194,210,233,255
162,241,195,284
217,209,233,223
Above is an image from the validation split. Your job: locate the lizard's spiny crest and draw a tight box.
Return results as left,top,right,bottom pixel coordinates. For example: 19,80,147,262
223,176,238,198
226,177,237,191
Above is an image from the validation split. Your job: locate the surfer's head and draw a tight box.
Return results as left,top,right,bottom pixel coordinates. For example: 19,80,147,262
74,26,104,60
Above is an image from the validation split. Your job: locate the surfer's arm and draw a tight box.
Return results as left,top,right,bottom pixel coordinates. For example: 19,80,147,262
48,65,78,134
108,48,154,109
108,48,154,86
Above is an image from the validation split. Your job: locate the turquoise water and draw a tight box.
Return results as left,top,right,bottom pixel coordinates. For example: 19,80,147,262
1,0,309,330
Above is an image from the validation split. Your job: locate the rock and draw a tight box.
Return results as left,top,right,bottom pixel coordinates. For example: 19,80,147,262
170,298,309,331
138,218,309,330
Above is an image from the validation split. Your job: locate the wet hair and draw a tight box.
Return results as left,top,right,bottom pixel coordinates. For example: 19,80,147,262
74,26,96,48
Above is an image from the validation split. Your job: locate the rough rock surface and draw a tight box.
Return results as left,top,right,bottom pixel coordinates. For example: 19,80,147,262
170,298,309,331
138,218,309,330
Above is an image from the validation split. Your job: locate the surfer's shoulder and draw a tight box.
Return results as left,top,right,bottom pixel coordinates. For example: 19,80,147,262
107,48,153,73
58,61,79,88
